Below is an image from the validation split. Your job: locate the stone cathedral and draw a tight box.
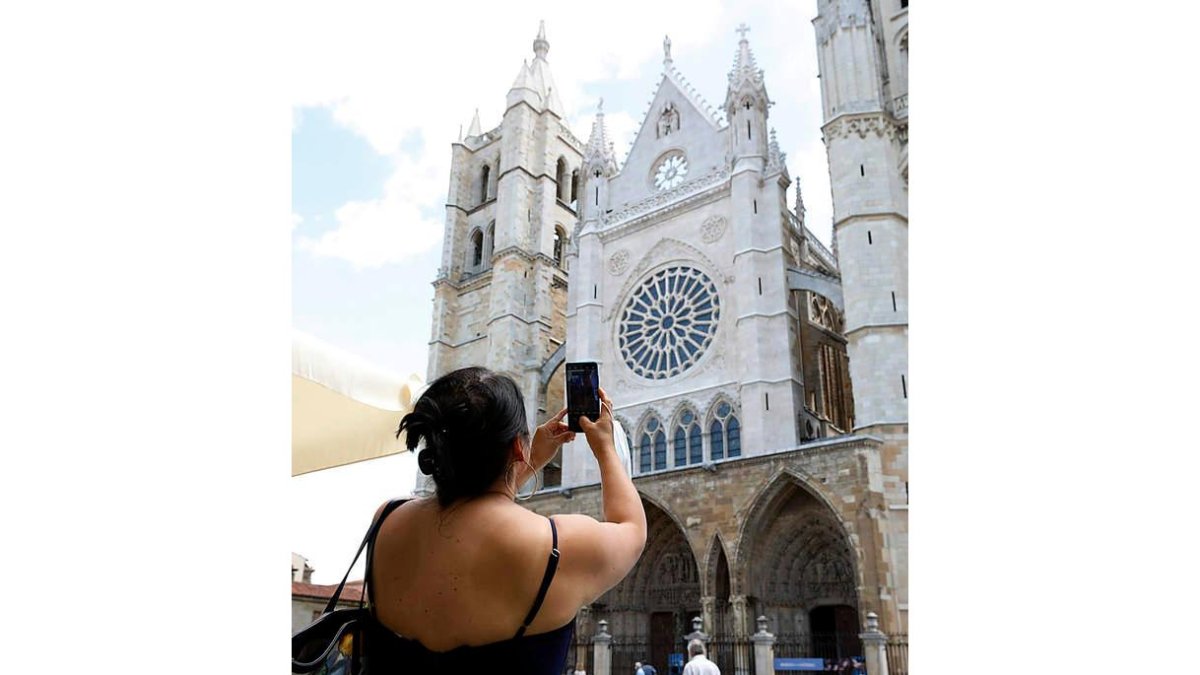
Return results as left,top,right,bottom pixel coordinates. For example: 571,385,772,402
426,2,908,671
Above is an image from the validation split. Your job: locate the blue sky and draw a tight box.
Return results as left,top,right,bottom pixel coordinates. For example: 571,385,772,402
290,0,832,582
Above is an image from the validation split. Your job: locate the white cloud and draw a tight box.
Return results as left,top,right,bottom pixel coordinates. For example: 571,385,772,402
291,212,301,232
297,154,445,269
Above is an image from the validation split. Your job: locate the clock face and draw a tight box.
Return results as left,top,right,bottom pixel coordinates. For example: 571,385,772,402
618,266,720,380
654,154,688,191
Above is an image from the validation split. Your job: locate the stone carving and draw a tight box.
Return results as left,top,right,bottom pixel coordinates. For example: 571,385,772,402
608,249,630,276
604,168,728,227
657,103,680,138
801,548,856,601
701,215,727,243
646,546,701,609
821,113,901,145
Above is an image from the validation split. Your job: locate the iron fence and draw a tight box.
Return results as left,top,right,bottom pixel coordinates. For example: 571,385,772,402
706,636,755,675
886,634,908,675
610,636,653,675
565,630,594,675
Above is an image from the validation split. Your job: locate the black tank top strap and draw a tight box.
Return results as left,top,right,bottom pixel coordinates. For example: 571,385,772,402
514,517,560,638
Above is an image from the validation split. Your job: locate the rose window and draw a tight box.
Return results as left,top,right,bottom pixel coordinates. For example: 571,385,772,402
619,266,720,380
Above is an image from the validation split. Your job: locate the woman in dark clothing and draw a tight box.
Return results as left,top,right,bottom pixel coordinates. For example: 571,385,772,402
365,366,647,673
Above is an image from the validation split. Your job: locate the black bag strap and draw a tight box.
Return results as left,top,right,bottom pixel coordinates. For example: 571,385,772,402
514,517,560,638
322,497,407,615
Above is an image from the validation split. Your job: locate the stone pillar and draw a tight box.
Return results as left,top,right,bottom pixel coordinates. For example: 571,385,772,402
730,595,748,636
859,612,889,675
730,595,750,675
593,619,612,675
752,616,775,675
575,605,592,675
700,595,716,636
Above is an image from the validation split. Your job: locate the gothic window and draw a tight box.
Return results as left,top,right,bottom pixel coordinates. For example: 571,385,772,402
709,400,740,460
673,408,703,466
639,416,666,473
570,169,579,207
618,266,720,380
553,226,566,268
479,164,490,203
556,158,568,202
470,229,484,269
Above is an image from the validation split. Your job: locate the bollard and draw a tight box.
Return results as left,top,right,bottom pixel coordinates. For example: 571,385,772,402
858,612,889,675
752,616,775,675
593,619,612,675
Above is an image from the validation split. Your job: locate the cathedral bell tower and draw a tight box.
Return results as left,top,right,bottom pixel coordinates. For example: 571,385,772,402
428,21,582,438
814,0,908,432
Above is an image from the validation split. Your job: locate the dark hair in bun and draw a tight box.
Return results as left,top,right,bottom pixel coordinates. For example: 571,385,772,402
396,366,530,507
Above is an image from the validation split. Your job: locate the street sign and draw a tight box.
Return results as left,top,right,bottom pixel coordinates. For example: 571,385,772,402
773,657,826,671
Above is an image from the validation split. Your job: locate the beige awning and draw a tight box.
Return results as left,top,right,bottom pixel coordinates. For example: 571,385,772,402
292,330,424,476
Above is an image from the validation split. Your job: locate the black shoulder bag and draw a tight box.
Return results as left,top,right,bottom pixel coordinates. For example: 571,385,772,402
292,498,407,674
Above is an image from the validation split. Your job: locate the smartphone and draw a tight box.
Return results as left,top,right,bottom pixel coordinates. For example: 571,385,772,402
565,361,600,433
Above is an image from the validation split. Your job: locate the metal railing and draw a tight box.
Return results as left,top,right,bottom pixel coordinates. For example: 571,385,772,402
886,634,908,675
706,636,755,675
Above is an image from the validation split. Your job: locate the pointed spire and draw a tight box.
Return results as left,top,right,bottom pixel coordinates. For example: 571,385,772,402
795,180,807,227
724,22,770,118
729,23,764,87
584,99,618,177
467,108,481,137
533,20,549,61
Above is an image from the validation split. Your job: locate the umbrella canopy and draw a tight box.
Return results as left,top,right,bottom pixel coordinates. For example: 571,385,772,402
292,330,424,476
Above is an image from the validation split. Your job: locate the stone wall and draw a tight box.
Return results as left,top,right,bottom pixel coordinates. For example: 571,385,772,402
523,434,904,635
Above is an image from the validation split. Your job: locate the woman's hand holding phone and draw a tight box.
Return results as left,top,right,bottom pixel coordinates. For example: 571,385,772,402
578,387,615,458
531,407,575,470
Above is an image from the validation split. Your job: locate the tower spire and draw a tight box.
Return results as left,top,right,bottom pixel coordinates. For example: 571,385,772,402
584,99,617,177
533,19,549,61
466,108,481,137
723,22,770,118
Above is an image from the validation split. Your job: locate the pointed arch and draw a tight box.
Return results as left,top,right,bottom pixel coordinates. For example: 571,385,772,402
731,468,859,599
467,227,484,272
555,157,569,202
479,164,490,203
634,410,666,474
703,531,732,601
553,225,566,268
706,396,740,461
599,494,699,615
668,402,703,467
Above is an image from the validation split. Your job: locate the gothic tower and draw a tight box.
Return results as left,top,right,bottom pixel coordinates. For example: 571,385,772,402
814,0,908,434
814,0,909,632
428,22,582,440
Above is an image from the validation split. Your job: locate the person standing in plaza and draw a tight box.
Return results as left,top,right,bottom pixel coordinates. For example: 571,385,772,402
681,639,720,675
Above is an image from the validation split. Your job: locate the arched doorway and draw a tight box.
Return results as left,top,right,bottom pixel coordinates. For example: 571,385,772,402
741,474,862,661
595,497,700,674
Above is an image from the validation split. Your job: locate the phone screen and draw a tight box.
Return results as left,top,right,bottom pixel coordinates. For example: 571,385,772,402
565,361,600,433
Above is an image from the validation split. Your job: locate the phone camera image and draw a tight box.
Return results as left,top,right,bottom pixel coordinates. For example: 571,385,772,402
565,362,600,433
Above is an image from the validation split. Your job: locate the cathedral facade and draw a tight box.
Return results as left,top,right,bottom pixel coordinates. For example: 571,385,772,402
426,2,908,671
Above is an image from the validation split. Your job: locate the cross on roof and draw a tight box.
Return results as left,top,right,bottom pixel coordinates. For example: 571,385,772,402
736,23,750,40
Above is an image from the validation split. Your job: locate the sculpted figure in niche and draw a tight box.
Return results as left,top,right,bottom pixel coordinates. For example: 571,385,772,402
658,103,680,138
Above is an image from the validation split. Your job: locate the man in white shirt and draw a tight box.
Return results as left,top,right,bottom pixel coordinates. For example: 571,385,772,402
681,639,720,675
